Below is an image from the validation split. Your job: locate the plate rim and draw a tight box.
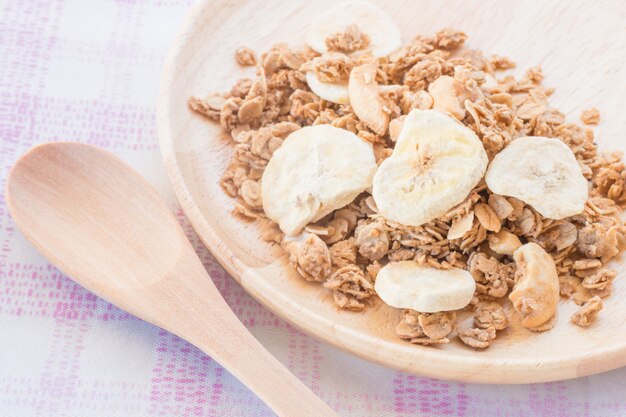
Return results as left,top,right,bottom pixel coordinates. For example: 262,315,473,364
157,0,626,384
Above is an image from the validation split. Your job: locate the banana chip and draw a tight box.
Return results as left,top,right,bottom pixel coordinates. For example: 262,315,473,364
375,261,476,312
262,125,377,235
373,109,488,227
485,136,588,219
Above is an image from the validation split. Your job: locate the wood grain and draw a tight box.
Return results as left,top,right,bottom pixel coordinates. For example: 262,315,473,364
6,143,338,417
158,0,626,383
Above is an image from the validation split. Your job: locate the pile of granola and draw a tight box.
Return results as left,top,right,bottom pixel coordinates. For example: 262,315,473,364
190,23,626,348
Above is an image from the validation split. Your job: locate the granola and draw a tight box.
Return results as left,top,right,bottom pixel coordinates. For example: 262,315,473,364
325,24,371,53
190,9,626,350
354,220,389,261
235,47,257,66
474,302,508,331
571,295,603,327
580,107,600,125
282,232,331,282
396,310,454,345
458,326,496,349
324,264,375,311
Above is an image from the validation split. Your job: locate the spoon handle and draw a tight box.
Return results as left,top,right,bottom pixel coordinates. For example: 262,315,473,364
197,311,338,417
142,261,338,417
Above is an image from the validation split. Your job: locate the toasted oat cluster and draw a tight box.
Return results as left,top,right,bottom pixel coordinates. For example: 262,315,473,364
190,3,626,349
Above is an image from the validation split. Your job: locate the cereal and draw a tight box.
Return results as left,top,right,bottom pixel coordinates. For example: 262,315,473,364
354,220,390,261
581,107,600,125
458,326,496,348
305,1,401,57
325,24,371,53
329,238,357,269
324,264,375,311
190,21,626,349
396,310,454,345
474,303,508,330
418,311,456,339
235,47,257,66
571,295,603,327
282,232,332,282
301,52,353,83
188,94,226,120
469,252,516,298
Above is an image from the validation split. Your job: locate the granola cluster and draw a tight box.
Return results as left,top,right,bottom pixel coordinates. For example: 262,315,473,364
190,28,626,349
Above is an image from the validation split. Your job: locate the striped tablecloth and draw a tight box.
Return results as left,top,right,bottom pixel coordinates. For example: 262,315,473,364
1,1,626,416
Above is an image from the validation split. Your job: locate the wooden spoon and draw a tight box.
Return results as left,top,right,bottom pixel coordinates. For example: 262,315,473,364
6,142,338,417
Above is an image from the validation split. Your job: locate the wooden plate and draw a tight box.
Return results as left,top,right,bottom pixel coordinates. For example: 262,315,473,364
158,0,626,383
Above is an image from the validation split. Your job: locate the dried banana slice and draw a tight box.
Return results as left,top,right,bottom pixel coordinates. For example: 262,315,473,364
485,136,588,219
262,125,377,235
373,109,488,227
305,71,349,104
375,261,476,312
305,1,402,57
